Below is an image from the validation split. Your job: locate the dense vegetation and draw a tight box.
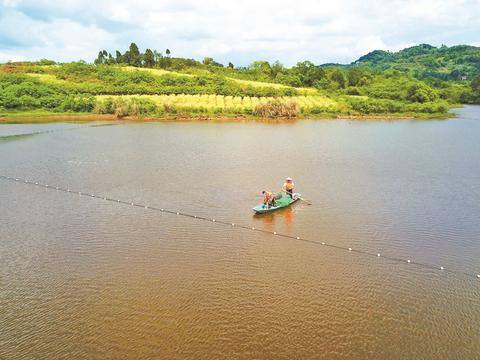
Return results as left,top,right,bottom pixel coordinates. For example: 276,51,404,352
353,44,480,104
94,94,338,118
354,44,480,80
1,43,478,119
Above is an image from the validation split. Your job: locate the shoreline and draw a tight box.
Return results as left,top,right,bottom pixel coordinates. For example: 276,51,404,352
0,111,455,124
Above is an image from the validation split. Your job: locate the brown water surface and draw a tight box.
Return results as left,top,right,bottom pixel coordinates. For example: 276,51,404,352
1,107,479,359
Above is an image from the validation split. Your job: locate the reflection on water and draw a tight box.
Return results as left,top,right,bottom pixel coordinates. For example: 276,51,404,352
256,206,295,231
1,107,480,359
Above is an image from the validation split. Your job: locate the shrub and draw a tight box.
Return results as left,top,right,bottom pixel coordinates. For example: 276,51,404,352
253,99,299,117
93,97,114,114
37,59,56,66
406,83,438,103
345,97,404,113
405,101,449,113
112,97,157,117
163,103,177,114
60,95,95,112
57,62,97,80
346,87,361,95
344,96,450,114
93,97,157,117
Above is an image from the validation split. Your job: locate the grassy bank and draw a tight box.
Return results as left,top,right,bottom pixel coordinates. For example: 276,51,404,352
0,108,454,124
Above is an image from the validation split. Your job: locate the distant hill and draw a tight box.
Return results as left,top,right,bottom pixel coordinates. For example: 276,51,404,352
320,63,348,68
351,44,480,81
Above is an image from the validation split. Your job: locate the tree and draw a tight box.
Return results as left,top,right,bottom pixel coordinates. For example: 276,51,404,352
115,50,123,64
37,59,56,65
449,69,462,80
106,53,115,65
347,68,370,86
406,83,437,103
203,57,223,67
203,57,213,66
123,50,131,65
315,77,334,90
144,48,155,67
292,61,326,86
330,69,346,88
471,76,480,92
165,49,171,56
271,61,285,77
228,62,234,69
248,61,273,79
277,73,302,87
153,50,163,64
128,42,141,67
94,50,107,65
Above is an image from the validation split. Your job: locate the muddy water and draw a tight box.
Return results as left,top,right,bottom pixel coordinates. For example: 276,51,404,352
1,107,479,359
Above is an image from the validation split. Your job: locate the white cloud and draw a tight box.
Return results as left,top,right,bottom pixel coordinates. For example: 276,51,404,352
0,0,479,65
1,0,20,7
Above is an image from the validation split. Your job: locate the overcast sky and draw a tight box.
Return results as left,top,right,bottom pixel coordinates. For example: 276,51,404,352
1,0,479,65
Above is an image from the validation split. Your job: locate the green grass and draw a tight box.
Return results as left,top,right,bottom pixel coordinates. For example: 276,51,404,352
123,66,315,93
25,73,66,84
0,109,101,124
224,77,318,95
122,66,195,78
0,109,80,117
95,94,338,115
225,77,289,89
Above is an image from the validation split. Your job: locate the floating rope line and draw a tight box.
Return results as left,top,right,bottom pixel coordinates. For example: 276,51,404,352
1,174,479,282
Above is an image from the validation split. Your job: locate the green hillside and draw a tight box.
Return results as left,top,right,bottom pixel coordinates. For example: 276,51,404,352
1,43,479,120
350,44,480,104
353,44,480,81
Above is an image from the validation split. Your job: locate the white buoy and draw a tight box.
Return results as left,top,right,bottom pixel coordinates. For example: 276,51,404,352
348,248,352,251
377,253,381,257
440,266,444,271
232,223,235,226
194,216,197,218
296,237,300,240
131,203,134,206
212,219,215,222
407,259,411,263
321,242,325,245
176,212,179,215
145,206,148,209
273,232,277,235
252,227,255,230
477,274,480,278
161,209,164,211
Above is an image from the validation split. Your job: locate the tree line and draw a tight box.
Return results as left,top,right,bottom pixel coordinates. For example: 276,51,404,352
95,42,173,68
92,43,479,104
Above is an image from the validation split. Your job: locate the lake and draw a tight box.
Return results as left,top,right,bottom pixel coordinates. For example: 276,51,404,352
1,107,479,359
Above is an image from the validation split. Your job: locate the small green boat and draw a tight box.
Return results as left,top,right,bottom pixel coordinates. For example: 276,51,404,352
253,192,301,214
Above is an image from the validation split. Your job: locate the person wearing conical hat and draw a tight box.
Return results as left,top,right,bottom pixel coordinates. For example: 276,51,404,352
282,177,294,198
